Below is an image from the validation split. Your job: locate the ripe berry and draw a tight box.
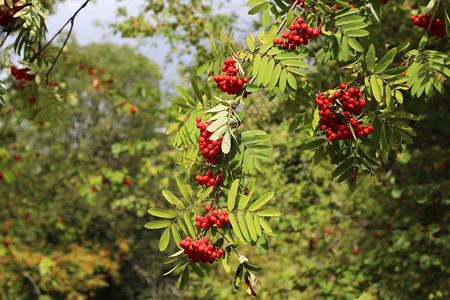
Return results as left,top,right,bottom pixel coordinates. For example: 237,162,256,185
213,58,248,95
2,240,10,247
353,249,360,255
204,204,212,211
316,85,373,141
123,178,131,185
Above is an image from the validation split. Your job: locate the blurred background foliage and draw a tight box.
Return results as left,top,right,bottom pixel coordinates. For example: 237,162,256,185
0,0,449,299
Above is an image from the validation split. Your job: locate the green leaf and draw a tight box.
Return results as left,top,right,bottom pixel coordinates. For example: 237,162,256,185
263,59,275,86
332,157,354,178
176,86,196,106
162,190,185,209
287,72,297,90
286,9,293,28
252,55,262,77
145,220,172,230
348,38,365,52
256,210,281,217
238,212,251,241
279,69,287,92
229,213,247,244
385,84,393,110
247,0,265,6
258,217,273,233
245,213,258,241
248,192,274,211
341,22,368,32
176,176,193,203
301,138,326,150
253,215,262,236
171,226,182,246
268,63,282,90
371,74,383,102
178,266,190,290
283,59,309,68
247,36,255,52
209,126,227,141
248,2,269,15
228,179,240,211
147,208,178,219
210,35,218,56
418,34,428,51
183,213,197,237
366,44,376,73
205,104,228,113
207,117,228,132
335,15,365,26
190,262,205,277
159,227,171,251
222,130,231,154
261,8,270,28
346,30,369,37
374,47,397,74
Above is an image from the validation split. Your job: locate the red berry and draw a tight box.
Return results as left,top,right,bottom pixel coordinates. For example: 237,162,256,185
204,204,212,211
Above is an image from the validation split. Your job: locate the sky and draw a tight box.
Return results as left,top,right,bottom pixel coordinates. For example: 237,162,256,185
46,0,177,80
45,0,255,88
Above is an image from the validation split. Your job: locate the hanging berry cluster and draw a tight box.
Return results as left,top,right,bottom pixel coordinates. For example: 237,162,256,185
179,236,225,264
195,206,230,230
195,170,222,187
213,58,249,95
410,15,446,38
196,117,223,165
273,18,320,50
0,0,29,27
316,84,373,141
10,67,35,81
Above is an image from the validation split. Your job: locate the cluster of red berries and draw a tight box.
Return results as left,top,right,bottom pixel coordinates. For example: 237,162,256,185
10,67,35,81
195,170,222,187
316,84,373,141
273,18,320,50
195,205,230,230
196,117,223,165
410,15,446,38
213,58,249,95
0,0,28,27
179,236,224,264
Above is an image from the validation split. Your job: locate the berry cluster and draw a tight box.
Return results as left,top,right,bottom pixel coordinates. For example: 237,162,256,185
0,0,28,27
195,205,230,230
410,15,446,38
196,117,223,165
179,236,224,264
10,67,35,81
195,170,222,187
316,84,373,141
273,18,320,50
213,58,249,95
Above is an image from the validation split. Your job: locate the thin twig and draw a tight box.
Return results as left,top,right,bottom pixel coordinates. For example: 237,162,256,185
31,0,90,83
0,31,11,49
22,271,42,297
37,0,90,59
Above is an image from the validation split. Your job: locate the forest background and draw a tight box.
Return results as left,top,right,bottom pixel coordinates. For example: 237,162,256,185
0,0,448,299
